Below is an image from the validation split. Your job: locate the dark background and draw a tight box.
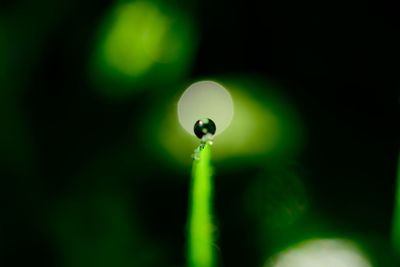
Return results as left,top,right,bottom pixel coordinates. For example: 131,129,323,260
1,0,399,266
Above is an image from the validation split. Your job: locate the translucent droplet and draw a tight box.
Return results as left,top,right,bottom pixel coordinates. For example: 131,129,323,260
193,118,216,139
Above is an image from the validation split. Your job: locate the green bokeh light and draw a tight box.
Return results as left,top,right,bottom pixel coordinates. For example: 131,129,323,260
89,0,196,97
103,1,169,77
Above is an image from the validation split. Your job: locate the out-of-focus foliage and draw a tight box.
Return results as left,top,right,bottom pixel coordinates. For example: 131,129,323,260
89,0,197,98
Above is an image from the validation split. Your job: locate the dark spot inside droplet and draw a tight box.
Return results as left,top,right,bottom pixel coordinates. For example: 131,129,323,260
193,118,216,139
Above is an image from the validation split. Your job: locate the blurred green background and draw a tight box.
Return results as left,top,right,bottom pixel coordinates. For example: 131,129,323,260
1,0,399,266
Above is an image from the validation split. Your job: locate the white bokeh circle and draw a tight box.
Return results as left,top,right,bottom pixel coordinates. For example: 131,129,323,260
177,81,234,136
267,239,372,267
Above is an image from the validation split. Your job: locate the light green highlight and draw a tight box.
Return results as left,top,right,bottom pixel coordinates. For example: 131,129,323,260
102,1,169,77
391,153,400,255
90,0,196,97
187,143,215,267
